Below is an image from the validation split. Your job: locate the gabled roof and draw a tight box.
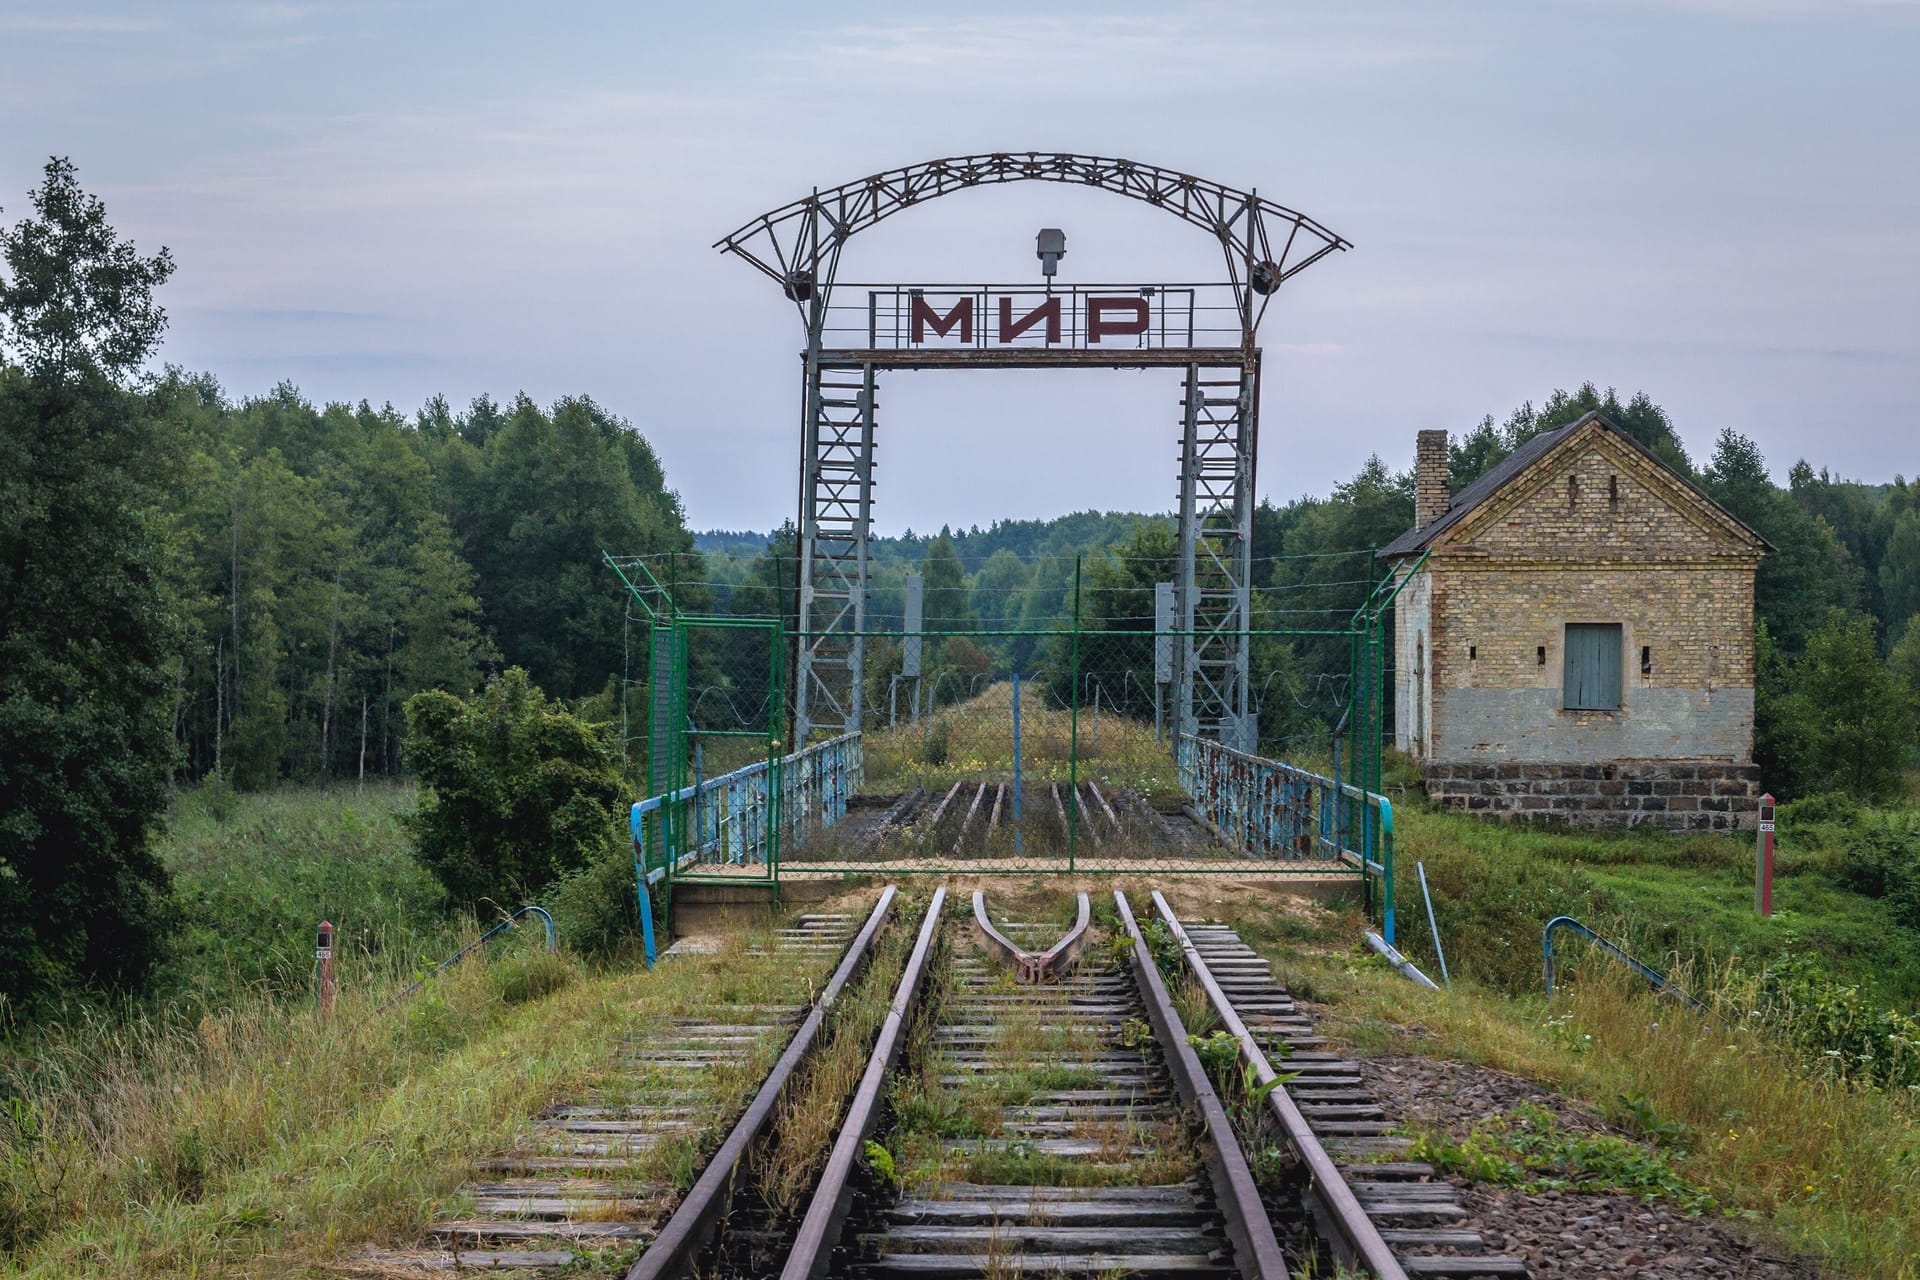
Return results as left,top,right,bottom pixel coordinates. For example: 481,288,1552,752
1378,410,1771,558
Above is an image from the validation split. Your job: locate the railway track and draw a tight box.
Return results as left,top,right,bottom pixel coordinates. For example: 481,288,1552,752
737,889,1526,1279
1150,894,1528,1279
826,782,1214,861
770,889,1285,1279
352,900,890,1276
375,882,1525,1279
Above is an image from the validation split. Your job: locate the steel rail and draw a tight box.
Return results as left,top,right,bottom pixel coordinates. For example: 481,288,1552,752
1151,891,1410,1280
781,888,948,1280
1113,890,1292,1280
624,887,900,1280
1032,892,1092,979
970,890,1091,983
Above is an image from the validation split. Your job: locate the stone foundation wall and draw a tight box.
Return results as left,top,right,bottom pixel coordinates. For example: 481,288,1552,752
1424,760,1762,831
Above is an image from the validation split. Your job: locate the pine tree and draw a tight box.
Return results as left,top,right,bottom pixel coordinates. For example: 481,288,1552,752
0,159,181,1000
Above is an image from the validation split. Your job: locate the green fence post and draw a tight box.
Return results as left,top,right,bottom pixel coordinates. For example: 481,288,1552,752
1068,555,1082,873
768,615,784,905
1345,624,1370,922
1368,614,1385,798
662,621,679,883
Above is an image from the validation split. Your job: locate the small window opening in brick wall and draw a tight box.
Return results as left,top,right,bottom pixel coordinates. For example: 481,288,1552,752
1469,644,1477,660
1568,475,1579,509
1537,644,1547,665
1609,474,1619,507
1641,644,1652,675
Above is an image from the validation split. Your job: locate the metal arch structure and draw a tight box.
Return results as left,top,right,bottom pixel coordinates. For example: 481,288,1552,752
716,151,1350,337
719,152,1348,749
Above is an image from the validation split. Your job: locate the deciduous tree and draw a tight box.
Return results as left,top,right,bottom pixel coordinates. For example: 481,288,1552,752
404,668,625,908
0,159,180,1000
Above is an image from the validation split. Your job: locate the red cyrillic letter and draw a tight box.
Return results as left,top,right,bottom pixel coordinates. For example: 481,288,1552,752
1086,296,1149,344
997,295,1062,344
910,295,973,344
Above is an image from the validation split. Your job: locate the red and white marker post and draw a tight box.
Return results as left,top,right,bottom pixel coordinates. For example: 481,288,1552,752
1755,794,1776,917
316,919,335,1015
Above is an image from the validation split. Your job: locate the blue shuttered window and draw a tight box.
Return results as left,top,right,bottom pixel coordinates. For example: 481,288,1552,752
1563,623,1623,711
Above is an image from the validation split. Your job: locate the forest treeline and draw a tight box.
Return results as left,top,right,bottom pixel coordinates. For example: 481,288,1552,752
699,384,1920,802
0,162,698,1002
4,159,1916,1004
158,379,693,789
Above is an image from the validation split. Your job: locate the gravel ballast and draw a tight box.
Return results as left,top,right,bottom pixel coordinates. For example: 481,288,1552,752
1354,1055,1824,1279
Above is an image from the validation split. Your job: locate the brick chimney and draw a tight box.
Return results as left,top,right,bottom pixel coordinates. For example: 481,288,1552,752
1415,429,1450,532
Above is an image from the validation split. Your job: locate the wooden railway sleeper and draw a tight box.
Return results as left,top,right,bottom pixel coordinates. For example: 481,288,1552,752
1155,901,1529,1279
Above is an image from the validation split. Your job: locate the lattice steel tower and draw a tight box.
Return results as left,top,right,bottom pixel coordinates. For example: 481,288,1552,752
716,152,1348,748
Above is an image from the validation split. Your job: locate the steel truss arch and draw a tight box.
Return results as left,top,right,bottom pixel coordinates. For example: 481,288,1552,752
716,151,1350,333
722,153,1349,750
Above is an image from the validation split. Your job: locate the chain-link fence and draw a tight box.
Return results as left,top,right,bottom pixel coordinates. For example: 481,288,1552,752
610,548,1410,926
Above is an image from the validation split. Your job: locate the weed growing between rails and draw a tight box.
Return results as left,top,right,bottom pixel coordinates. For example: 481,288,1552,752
1124,914,1310,1201
875,893,1198,1191
1263,934,1920,1280
753,896,924,1215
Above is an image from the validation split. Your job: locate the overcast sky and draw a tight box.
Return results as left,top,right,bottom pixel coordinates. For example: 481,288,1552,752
3,1,1915,534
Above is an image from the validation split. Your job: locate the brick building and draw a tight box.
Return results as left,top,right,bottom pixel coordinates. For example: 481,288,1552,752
1378,411,1770,830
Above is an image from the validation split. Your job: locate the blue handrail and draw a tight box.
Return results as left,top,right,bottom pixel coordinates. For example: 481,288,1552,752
393,905,557,1002
1543,915,1702,1009
1175,732,1398,943
629,732,861,876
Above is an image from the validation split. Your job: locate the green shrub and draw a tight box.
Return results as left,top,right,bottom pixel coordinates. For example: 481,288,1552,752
1779,791,1866,833
403,668,625,909
1830,817,1920,930
1760,953,1920,1088
548,846,644,958
920,717,950,766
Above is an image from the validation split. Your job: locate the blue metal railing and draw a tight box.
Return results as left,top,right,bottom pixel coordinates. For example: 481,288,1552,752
628,733,862,968
1177,733,1398,941
392,905,556,1002
1543,915,1703,1009
630,732,863,881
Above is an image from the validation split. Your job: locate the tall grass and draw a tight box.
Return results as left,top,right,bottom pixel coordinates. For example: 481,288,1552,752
1556,962,1920,1276
0,907,844,1277
0,781,694,1276
153,781,450,1003
1389,794,1920,1004
861,680,1180,796
1284,945,1920,1280
0,926,583,1271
